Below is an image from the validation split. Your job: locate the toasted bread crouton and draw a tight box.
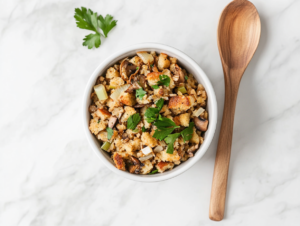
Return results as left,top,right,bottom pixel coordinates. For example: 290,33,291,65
147,72,161,86
111,107,124,119
97,131,109,142
121,106,136,122
190,127,200,144
154,87,164,97
89,118,107,135
110,77,125,89
106,98,123,111
159,104,172,116
157,53,170,71
156,162,174,173
116,123,126,132
136,95,151,104
170,57,177,64
141,132,158,147
106,67,120,79
129,56,143,66
93,109,111,120
139,160,153,174
113,136,123,151
140,65,150,76
157,150,181,162
168,95,195,115
179,113,191,127
187,74,197,89
119,92,136,106
143,118,151,129
173,116,181,126
112,153,126,170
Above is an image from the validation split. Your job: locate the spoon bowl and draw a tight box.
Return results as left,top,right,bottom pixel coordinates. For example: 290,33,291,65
209,0,261,221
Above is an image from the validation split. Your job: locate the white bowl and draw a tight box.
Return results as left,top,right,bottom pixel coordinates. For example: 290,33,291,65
83,43,217,182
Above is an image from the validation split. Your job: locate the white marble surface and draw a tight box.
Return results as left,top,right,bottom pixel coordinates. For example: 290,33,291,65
1,0,300,225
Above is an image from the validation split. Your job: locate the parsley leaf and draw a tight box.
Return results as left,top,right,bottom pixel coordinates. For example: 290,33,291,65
157,75,170,87
127,113,141,130
149,169,158,174
185,75,189,80
153,127,176,141
136,88,147,100
145,108,159,123
164,133,181,154
181,122,195,141
136,67,139,70
106,127,114,140
152,85,159,89
142,126,146,132
83,33,101,49
98,14,117,37
154,117,178,129
74,7,117,49
155,98,164,111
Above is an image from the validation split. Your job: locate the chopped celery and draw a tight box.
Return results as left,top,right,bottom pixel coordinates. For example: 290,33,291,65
94,84,108,100
101,142,111,151
178,86,187,94
132,129,139,133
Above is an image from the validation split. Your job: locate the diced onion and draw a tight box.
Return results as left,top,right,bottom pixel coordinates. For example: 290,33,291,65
110,84,130,101
141,146,153,155
94,84,108,101
153,146,163,153
193,107,205,117
137,51,154,64
139,154,154,162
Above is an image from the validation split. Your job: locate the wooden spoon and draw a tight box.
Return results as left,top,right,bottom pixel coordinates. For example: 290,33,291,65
209,0,261,221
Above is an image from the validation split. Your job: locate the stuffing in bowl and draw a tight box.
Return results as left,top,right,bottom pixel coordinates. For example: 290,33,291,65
88,51,209,175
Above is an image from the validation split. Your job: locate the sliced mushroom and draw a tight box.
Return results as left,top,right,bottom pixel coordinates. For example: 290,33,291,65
89,105,97,113
120,59,139,81
193,116,208,131
174,64,185,83
187,144,199,157
126,82,141,93
122,133,129,142
139,75,146,89
128,156,141,174
108,116,118,128
133,103,151,108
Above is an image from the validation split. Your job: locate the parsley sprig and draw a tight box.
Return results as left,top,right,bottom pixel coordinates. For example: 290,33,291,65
127,113,141,130
136,88,147,100
152,75,170,89
74,7,117,49
144,98,195,154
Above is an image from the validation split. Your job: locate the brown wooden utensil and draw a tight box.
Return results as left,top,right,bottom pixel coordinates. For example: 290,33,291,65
209,0,261,221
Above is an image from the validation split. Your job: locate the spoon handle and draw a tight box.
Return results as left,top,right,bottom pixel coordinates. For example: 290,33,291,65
209,77,239,221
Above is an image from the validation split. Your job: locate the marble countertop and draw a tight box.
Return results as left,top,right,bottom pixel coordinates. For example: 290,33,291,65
1,0,299,225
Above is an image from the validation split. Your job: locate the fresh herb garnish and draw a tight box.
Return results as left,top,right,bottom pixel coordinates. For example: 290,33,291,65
153,127,177,141
106,127,114,140
157,75,170,87
149,169,158,174
98,119,100,123
164,133,181,154
150,64,154,67
144,108,159,123
144,98,164,123
74,7,117,49
185,75,189,80
142,126,146,132
181,122,194,141
152,85,159,89
154,117,178,129
136,88,147,100
136,67,139,70
155,98,164,111
127,113,141,130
